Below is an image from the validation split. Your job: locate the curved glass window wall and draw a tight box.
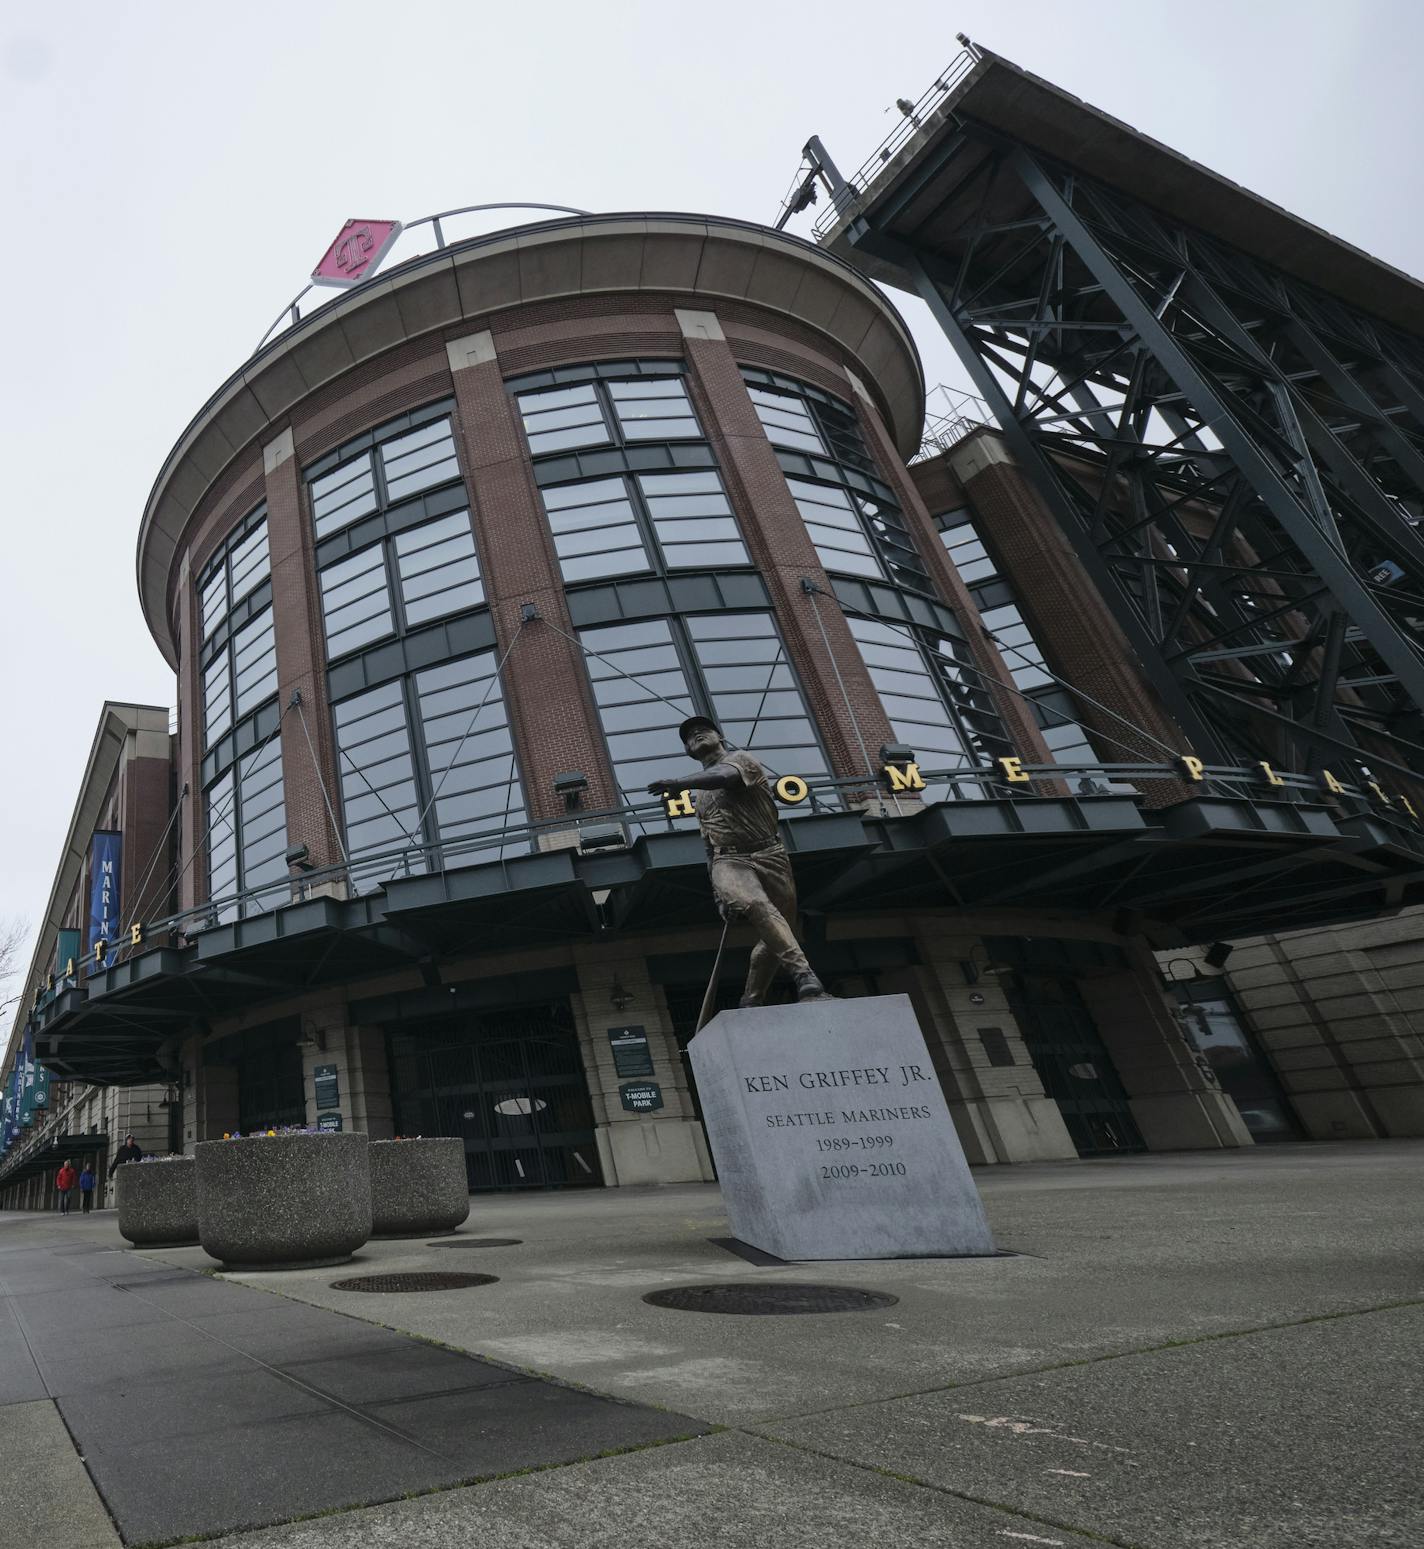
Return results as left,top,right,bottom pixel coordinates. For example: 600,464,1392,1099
205,737,286,921
937,508,1110,774
514,363,702,457
198,508,278,752
318,509,484,661
578,611,828,825
331,650,525,892
309,409,460,542
541,469,748,584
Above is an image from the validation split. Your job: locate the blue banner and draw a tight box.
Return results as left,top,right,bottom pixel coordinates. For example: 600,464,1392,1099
87,831,123,970
1,1068,17,1149
18,1029,34,1126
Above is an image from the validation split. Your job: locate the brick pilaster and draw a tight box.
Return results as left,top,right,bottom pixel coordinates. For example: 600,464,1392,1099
444,330,621,822
677,311,896,782
261,429,346,872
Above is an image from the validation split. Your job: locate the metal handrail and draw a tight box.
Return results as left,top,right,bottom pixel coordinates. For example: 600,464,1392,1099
22,756,1419,1014
251,202,592,356
811,49,978,239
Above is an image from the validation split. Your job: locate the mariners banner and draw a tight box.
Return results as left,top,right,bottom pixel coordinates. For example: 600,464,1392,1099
87,831,123,970
56,927,81,982
17,1029,35,1126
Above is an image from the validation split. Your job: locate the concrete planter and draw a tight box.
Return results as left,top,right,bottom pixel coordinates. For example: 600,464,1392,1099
195,1132,371,1270
369,1137,471,1239
116,1158,199,1247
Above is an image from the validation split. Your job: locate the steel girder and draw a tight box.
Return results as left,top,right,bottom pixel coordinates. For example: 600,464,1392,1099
847,130,1424,788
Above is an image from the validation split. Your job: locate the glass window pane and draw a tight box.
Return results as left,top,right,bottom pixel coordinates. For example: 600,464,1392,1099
203,654,232,745
200,568,227,641
311,455,378,539
332,681,423,892
413,652,526,862
394,511,483,626
380,419,461,502
748,386,826,455
541,476,651,582
518,383,610,455
231,610,278,720
227,521,271,605
320,546,393,660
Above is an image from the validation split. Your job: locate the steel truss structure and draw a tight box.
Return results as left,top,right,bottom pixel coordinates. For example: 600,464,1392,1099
818,117,1424,788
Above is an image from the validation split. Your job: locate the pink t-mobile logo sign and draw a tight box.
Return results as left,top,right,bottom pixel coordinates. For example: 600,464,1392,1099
311,219,403,288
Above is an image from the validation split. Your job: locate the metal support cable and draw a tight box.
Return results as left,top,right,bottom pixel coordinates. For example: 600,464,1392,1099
117,786,188,931
294,695,349,865
805,582,877,780
408,618,527,840
170,701,293,906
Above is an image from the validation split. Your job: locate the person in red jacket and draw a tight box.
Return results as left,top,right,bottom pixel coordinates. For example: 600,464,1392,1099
55,1160,77,1216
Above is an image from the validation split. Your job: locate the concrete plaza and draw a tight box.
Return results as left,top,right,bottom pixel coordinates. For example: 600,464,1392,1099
2,1141,1420,1548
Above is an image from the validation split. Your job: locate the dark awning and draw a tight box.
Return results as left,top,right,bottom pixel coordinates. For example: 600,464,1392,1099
31,792,1423,1086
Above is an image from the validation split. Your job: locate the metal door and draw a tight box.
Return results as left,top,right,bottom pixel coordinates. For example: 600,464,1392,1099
1004,970,1145,1156
388,1003,602,1191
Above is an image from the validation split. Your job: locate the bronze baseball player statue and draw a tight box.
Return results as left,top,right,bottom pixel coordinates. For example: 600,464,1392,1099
648,716,830,1007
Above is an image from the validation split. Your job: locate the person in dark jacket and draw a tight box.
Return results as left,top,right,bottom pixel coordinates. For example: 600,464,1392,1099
108,1134,142,1177
79,1164,96,1213
55,1160,77,1215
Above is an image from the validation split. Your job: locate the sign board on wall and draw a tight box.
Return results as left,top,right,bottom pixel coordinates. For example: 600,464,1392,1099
608,1026,654,1079
619,1082,664,1114
313,1064,340,1111
317,1113,343,1133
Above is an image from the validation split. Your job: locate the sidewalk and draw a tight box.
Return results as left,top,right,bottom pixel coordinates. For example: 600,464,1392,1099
3,1141,1420,1548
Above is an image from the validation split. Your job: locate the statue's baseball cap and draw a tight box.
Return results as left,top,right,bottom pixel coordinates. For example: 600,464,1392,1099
678,715,720,743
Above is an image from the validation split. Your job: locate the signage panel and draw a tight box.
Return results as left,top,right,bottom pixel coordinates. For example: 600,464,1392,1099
619,1082,664,1114
608,1026,654,1079
87,831,123,969
313,1064,340,1111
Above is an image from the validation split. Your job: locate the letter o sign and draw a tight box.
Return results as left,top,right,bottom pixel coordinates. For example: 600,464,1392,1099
774,775,810,805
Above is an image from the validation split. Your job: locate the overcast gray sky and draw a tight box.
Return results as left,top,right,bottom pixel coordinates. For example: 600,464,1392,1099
2,0,1421,1017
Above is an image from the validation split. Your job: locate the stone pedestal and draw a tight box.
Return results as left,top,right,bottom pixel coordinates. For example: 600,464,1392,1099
689,994,995,1260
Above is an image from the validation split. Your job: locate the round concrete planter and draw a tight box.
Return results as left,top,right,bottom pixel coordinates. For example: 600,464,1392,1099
195,1132,371,1270
369,1137,471,1239
116,1158,199,1247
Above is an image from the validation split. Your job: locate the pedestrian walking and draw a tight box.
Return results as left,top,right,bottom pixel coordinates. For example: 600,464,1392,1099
108,1133,143,1178
55,1159,77,1216
79,1163,96,1213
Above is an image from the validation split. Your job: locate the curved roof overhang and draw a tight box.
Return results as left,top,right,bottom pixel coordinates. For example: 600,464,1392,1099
136,213,926,668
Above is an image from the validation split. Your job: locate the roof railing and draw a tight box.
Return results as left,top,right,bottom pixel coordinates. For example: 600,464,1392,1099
810,48,979,240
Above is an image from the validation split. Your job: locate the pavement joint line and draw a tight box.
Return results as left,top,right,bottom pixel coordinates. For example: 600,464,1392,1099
745,1295,1424,1424
129,1429,723,1549
742,1428,1147,1549
105,1272,465,1461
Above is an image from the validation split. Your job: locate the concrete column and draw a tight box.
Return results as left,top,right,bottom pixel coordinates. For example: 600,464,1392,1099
445,330,621,822
297,1005,394,1138
1078,945,1253,1150
194,1064,240,1141
907,927,1078,1163
570,946,713,1187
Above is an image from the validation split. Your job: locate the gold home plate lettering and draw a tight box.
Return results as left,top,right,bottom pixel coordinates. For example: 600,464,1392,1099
957,1414,1131,1453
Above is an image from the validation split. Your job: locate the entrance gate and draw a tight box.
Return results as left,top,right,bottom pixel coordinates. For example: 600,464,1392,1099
388,1003,602,1191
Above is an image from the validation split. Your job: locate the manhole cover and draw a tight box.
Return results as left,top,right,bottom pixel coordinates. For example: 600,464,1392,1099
643,1282,897,1315
330,1272,498,1293
427,1238,522,1249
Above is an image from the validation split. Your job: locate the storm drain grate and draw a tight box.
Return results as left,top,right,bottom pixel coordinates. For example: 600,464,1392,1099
427,1238,523,1249
643,1282,898,1315
330,1271,498,1293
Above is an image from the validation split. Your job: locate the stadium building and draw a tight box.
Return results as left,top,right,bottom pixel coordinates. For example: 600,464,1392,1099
4,43,1421,1205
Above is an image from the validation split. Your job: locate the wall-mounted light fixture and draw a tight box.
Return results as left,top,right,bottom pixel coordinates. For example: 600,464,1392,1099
579,824,628,854
285,842,315,873
297,1020,327,1053
553,771,589,811
959,943,1008,985
609,974,634,1013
